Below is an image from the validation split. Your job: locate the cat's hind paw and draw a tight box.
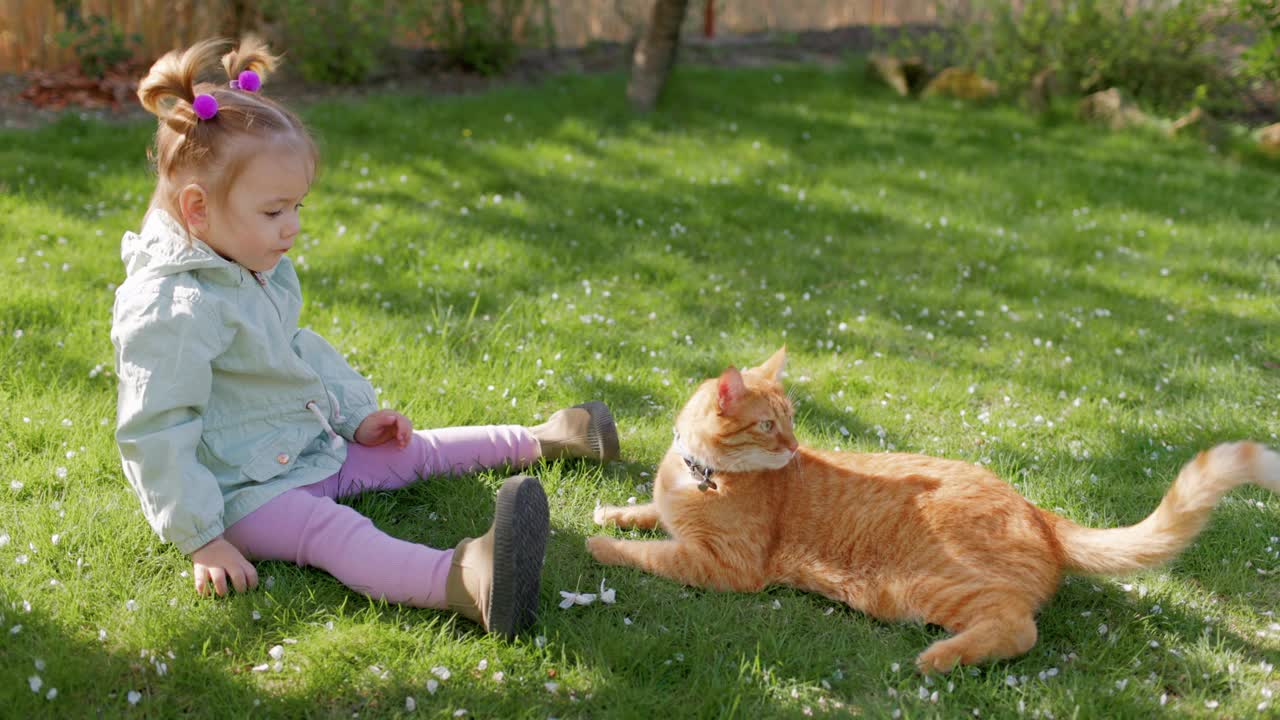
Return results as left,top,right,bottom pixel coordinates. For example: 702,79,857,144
915,643,962,675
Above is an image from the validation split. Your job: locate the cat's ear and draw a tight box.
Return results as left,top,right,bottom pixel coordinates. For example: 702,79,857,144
717,366,746,414
752,345,787,382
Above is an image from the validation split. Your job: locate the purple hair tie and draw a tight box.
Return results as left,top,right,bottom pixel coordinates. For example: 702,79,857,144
192,94,219,120
231,70,261,93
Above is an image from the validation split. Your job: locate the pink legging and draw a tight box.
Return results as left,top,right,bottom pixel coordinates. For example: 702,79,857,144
223,425,540,608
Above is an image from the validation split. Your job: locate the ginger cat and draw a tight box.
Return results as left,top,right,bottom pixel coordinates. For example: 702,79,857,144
588,348,1280,673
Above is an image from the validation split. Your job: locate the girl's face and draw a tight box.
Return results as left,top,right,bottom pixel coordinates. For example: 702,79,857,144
191,141,312,273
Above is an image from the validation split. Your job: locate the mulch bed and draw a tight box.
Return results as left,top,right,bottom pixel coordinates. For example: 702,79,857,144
0,25,907,130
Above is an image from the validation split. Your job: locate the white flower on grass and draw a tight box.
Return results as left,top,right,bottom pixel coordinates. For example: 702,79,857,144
535,635,546,648
127,690,142,705
55,467,67,479
544,681,559,693
426,679,439,694
558,590,597,609
45,688,57,700
476,659,488,671
29,675,43,693
0,531,8,547
125,599,137,612
15,554,29,565
268,645,284,661
431,666,451,680
8,480,21,491
492,671,505,683
251,664,269,673
10,625,22,635
452,710,467,718
34,659,45,671
405,696,416,712
598,578,617,605
251,611,261,621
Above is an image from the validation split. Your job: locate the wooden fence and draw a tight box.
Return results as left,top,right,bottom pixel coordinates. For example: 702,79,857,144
0,0,949,73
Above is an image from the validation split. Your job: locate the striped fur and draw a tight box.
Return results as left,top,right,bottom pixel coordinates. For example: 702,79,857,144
588,348,1280,672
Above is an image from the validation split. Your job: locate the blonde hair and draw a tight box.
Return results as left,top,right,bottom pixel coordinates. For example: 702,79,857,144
137,37,318,224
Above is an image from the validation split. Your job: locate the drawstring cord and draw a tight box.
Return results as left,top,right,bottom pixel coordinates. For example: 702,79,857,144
306,393,345,449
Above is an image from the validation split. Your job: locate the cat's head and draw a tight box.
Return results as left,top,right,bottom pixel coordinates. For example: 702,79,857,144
675,346,800,472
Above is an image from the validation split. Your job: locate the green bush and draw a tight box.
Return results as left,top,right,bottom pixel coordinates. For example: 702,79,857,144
414,0,532,75
898,0,1229,116
53,0,142,78
264,0,398,84
1238,0,1280,86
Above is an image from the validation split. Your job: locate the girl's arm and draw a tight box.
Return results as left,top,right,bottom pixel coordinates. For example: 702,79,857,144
113,288,230,555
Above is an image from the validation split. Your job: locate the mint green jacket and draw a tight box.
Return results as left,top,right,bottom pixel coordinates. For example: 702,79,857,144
111,210,378,554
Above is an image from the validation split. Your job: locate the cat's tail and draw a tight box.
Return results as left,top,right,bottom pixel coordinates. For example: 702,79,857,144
1051,441,1280,575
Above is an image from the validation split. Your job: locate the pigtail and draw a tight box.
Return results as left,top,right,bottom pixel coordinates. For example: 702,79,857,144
137,39,229,132
222,35,279,87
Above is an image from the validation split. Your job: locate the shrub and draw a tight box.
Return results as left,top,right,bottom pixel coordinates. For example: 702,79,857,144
1238,0,1280,85
414,0,533,75
53,0,142,78
897,0,1229,116
263,0,398,84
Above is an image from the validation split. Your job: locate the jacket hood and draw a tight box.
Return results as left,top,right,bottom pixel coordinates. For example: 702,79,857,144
121,209,244,284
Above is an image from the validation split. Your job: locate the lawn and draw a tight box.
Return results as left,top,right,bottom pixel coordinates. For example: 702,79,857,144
0,61,1277,719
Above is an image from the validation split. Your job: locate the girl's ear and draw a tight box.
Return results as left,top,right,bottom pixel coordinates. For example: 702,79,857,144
177,183,210,236
752,345,787,382
717,366,746,414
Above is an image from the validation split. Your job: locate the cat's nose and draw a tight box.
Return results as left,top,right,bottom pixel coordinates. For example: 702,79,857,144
784,436,799,452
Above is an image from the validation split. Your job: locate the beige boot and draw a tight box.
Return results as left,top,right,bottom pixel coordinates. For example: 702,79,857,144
444,475,549,638
529,401,620,462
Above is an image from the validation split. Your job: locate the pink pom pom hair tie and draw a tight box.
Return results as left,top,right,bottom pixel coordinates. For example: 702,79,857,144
230,70,261,92
192,94,219,120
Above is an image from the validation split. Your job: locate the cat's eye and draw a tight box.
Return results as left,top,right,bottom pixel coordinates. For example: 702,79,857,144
759,420,774,432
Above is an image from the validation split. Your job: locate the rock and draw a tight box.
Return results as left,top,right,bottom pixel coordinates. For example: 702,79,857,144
868,54,928,97
1260,123,1280,155
921,68,999,101
1078,88,1148,130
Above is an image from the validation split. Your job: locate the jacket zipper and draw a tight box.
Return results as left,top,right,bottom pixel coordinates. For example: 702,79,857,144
253,269,340,443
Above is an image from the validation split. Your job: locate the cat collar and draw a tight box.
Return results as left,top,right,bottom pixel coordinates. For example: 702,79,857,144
672,428,717,491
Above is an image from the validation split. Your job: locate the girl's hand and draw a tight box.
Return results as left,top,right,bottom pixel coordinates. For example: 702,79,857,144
190,536,258,597
354,410,413,448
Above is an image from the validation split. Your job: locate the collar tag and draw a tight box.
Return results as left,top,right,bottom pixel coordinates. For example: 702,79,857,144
673,428,717,491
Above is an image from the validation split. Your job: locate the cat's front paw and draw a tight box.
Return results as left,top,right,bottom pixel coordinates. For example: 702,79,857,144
593,504,618,527
586,535,620,565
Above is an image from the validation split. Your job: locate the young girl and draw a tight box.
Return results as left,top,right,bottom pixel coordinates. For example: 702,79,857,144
111,37,619,639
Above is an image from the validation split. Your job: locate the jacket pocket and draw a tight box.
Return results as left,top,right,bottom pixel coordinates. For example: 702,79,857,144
240,427,313,483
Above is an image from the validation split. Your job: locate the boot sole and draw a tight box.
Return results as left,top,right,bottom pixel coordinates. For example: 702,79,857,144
575,401,621,462
488,475,549,639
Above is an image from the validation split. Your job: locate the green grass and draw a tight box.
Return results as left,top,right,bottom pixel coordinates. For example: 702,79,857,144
1,62,1278,719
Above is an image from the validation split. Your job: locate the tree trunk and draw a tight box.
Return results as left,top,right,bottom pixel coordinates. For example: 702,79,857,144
627,0,690,112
